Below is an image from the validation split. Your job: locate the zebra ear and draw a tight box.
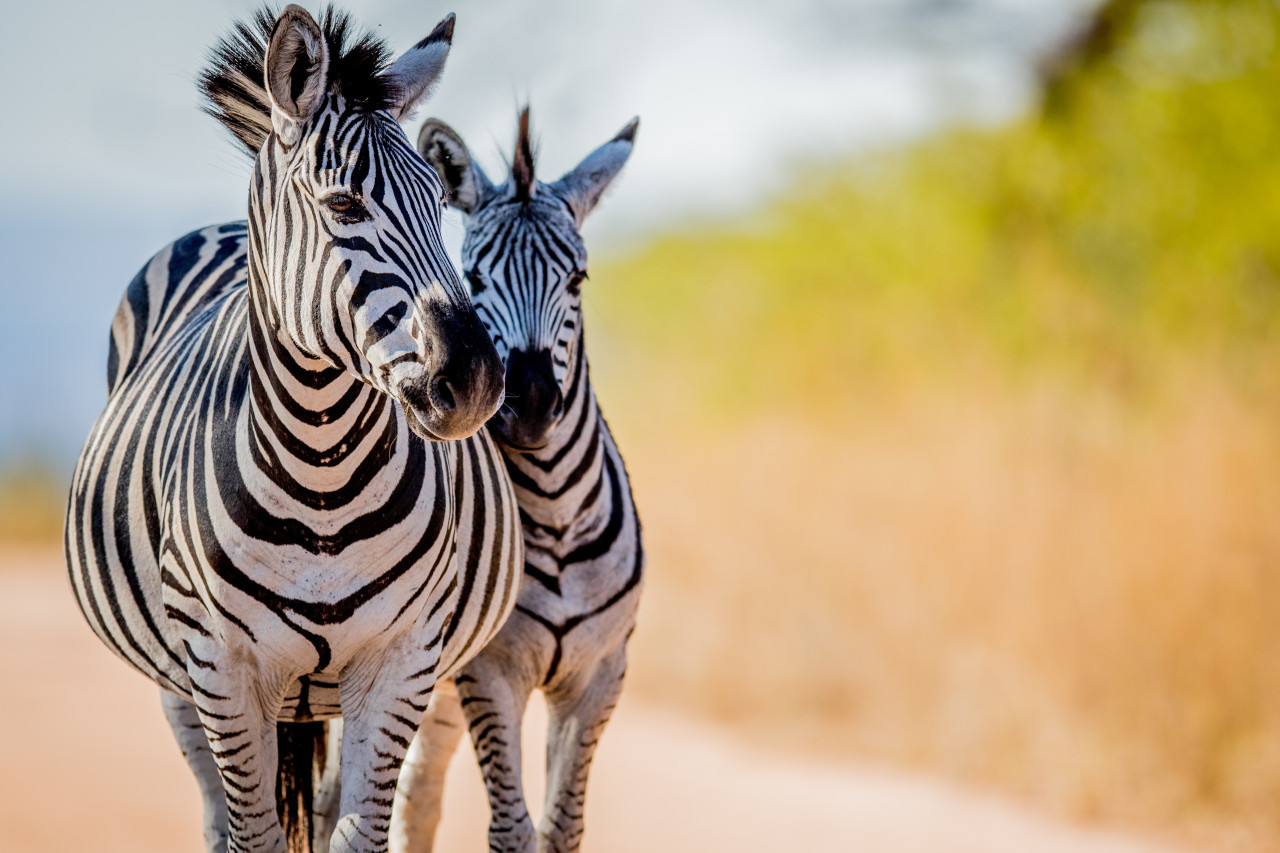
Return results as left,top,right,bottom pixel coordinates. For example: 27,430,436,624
551,117,638,223
386,14,455,122
264,5,330,147
418,119,494,214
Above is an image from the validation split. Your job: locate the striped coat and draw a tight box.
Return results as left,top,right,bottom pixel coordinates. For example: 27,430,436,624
391,109,644,853
64,8,522,853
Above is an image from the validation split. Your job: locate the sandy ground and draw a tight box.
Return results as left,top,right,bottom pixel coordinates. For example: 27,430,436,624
2,548,1195,853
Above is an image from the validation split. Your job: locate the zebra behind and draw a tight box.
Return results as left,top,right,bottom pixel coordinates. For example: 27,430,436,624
390,109,644,853
65,7,523,852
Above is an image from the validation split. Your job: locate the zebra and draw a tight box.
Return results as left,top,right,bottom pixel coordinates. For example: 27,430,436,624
387,108,645,853
65,7,524,853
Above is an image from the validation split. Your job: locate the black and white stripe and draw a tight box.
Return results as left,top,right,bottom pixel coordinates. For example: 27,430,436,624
66,8,521,853
393,109,643,853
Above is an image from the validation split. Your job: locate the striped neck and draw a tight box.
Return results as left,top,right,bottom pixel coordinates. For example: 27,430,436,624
500,340,607,531
243,244,411,503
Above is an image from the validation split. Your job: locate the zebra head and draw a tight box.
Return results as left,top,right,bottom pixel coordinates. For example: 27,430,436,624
417,108,637,450
203,5,504,441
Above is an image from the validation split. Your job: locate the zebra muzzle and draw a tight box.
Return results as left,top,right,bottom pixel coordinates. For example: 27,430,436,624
490,347,564,451
399,311,505,441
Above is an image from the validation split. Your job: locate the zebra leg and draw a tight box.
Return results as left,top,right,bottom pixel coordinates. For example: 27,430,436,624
456,658,539,853
329,640,442,853
313,718,344,852
189,666,290,853
388,679,466,853
161,690,230,853
537,645,628,853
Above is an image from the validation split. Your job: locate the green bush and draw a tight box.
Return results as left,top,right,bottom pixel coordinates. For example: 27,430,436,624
592,0,1280,418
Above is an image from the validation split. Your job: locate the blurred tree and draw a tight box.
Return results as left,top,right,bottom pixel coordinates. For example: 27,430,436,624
594,0,1280,419
1040,0,1146,115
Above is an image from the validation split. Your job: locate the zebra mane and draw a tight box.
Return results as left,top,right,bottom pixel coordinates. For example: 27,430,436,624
511,106,537,203
199,4,396,156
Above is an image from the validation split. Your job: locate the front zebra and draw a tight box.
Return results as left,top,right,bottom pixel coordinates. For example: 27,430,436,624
390,109,644,853
65,7,521,853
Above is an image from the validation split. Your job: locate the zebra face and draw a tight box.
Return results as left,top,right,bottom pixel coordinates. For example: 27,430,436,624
461,198,586,450
418,110,637,450
247,6,504,442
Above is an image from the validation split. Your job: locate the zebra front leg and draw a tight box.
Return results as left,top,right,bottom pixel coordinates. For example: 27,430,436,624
313,718,344,851
389,679,466,853
456,657,539,853
329,640,442,853
188,664,290,853
161,690,230,853
538,646,628,853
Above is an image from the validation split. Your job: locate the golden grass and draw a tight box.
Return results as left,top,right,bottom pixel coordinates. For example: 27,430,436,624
613,371,1280,852
0,467,64,546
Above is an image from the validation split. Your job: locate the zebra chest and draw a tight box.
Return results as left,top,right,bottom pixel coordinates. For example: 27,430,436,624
161,516,459,671
520,533,633,617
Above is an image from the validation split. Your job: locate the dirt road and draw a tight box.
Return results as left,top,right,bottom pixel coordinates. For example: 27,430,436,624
1,549,1193,853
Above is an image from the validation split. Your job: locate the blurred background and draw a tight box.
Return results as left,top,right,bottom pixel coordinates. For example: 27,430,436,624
2,0,1279,851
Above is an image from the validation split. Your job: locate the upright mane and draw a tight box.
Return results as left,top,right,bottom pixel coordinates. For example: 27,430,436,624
511,105,537,203
199,4,396,156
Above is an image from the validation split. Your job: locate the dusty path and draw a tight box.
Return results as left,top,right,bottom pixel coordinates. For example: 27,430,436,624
2,549,1193,853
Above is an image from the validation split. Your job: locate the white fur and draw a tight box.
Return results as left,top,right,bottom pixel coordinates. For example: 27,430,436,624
264,5,330,147
417,120,494,213
552,118,639,222
387,16,455,122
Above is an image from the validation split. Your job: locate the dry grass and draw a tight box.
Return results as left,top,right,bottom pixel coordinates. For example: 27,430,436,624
614,370,1280,852
14,362,1277,848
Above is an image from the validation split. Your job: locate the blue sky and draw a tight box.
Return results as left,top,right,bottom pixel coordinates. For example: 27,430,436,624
0,0,1094,467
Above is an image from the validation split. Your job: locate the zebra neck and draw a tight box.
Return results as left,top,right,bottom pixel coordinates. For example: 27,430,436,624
501,352,608,533
243,278,406,499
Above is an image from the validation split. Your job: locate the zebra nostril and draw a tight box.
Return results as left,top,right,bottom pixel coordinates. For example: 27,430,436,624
431,375,457,413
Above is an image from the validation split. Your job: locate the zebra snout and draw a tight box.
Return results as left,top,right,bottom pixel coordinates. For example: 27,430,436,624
398,318,505,442
491,347,564,452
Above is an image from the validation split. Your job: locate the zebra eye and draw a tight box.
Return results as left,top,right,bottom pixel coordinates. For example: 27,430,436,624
466,270,487,296
321,192,369,223
566,270,587,296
